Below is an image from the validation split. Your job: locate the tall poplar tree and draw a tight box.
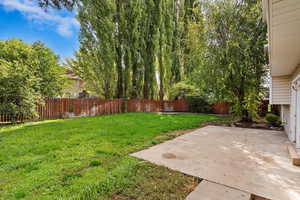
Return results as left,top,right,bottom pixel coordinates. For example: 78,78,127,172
115,0,124,98
74,0,267,122
141,0,161,99
124,0,144,98
77,0,116,98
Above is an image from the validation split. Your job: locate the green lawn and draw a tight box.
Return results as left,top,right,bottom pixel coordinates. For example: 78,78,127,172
0,113,229,200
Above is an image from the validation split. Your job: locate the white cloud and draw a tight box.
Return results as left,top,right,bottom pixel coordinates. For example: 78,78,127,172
0,0,79,37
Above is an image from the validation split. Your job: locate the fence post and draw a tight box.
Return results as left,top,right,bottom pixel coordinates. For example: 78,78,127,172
122,99,128,113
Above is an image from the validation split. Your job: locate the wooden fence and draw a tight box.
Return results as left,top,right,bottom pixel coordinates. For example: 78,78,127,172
127,99,161,112
211,102,230,115
1,98,280,123
127,99,188,113
211,100,281,116
0,98,189,123
36,98,124,120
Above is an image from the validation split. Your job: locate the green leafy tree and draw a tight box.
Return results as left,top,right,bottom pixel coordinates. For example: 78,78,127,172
198,0,267,121
74,0,266,121
0,39,67,120
141,0,161,99
32,41,67,97
182,1,205,78
124,0,144,99
0,59,41,121
170,82,199,100
77,0,117,98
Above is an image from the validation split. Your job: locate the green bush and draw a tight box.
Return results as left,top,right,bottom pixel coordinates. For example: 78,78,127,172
89,160,102,167
186,96,212,113
170,82,199,100
265,113,281,127
0,39,67,121
0,60,41,122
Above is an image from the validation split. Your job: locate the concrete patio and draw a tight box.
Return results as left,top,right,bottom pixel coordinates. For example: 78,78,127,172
131,126,300,200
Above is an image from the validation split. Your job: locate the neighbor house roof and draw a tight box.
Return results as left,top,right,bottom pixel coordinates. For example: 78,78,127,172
65,69,81,80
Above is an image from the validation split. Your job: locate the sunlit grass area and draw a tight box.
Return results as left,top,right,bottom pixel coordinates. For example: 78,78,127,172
0,113,230,200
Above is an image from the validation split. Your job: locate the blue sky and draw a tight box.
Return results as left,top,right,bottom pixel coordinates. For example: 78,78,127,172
0,0,80,60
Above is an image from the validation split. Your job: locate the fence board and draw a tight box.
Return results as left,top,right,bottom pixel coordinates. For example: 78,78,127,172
0,98,189,123
211,102,230,115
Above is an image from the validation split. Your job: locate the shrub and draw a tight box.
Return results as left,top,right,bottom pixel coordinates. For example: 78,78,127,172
186,96,212,113
170,82,199,100
0,60,41,122
265,113,281,127
89,160,102,167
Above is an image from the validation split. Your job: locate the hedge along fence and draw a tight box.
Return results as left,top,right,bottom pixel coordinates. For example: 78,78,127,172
0,98,189,123
211,100,281,116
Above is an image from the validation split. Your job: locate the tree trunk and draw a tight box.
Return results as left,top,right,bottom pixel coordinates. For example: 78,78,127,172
171,0,181,84
158,29,164,102
143,54,150,99
238,78,252,122
241,109,251,122
124,48,130,98
143,0,160,100
182,0,194,77
131,51,138,99
115,0,123,98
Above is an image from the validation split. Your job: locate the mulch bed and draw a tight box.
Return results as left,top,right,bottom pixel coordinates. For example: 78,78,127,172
202,120,283,131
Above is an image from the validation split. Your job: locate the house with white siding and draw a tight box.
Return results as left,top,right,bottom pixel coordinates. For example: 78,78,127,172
263,0,300,148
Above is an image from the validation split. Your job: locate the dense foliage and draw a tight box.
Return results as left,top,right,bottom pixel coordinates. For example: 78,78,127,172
169,82,199,100
192,0,267,120
186,96,212,113
69,0,266,120
0,39,67,120
69,0,204,100
265,113,281,127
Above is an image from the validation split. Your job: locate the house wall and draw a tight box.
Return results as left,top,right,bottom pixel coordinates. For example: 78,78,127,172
63,80,85,98
268,0,300,76
274,67,299,140
271,76,291,105
263,0,300,147
272,0,300,30
289,64,300,143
